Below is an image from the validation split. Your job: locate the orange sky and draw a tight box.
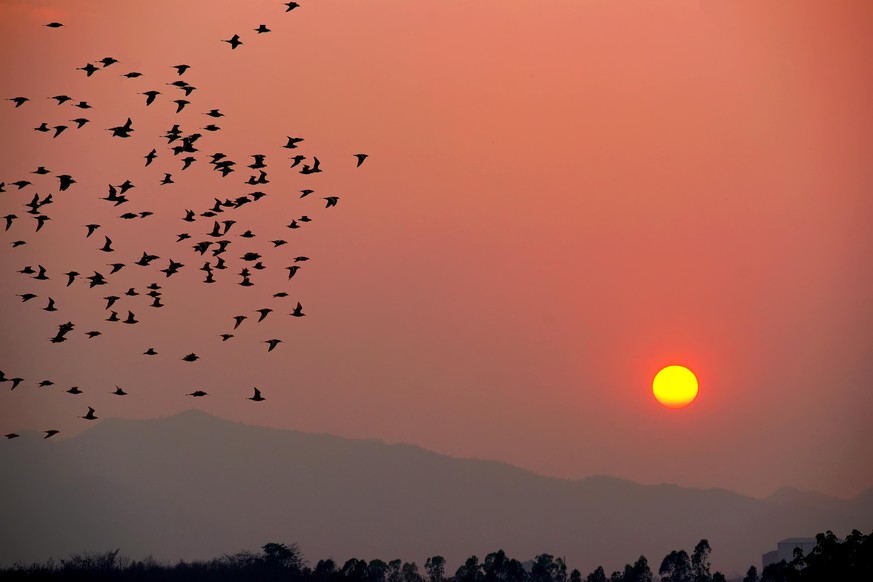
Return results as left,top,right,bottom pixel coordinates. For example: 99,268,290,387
1,0,872,500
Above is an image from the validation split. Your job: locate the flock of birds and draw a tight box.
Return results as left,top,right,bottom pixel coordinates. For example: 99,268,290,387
1,2,368,440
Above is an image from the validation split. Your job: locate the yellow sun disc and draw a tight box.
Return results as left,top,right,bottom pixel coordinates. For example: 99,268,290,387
652,365,698,408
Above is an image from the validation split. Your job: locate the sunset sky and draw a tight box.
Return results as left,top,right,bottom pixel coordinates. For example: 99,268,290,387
1,0,871,501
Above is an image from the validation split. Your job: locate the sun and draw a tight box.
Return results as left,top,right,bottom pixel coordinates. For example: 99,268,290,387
652,365,698,409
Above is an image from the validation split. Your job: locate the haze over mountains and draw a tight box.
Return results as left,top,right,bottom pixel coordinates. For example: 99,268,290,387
2,411,870,576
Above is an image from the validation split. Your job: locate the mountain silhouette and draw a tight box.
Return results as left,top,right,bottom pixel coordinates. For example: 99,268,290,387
1,410,870,576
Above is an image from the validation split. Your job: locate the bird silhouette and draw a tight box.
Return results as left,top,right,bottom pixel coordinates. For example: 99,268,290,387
84,224,100,237
5,433,20,439
112,386,127,396
8,97,28,107
255,308,273,322
82,407,97,420
141,90,160,106
254,24,271,33
99,236,113,252
44,430,60,439
52,125,68,138
145,149,157,166
144,348,157,355
3,214,15,230
70,117,89,128
77,63,99,76
123,311,138,324
285,2,300,12
220,334,234,341
248,387,265,401
108,118,133,138
99,57,118,67
173,64,191,75
232,315,247,329
291,302,305,317
284,136,304,149
223,34,243,49
67,386,83,394
43,297,57,312
324,196,339,208
188,390,208,397
354,153,368,167
182,353,199,362
264,339,282,352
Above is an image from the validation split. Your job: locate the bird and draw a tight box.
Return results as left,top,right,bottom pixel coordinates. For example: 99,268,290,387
84,224,100,237
248,387,265,402
354,153,368,167
284,136,304,149
286,265,300,279
254,24,271,33
70,117,89,128
4,433,19,439
223,34,243,49
34,215,50,232
18,293,37,302
188,390,208,397
82,407,97,420
300,157,322,174
108,263,125,274
161,259,184,277
144,348,157,355
145,149,157,166
9,378,23,390
73,101,92,109
161,173,174,186
34,265,49,280
99,57,118,67
122,71,142,78
205,109,224,117
173,99,190,113
33,165,50,174
108,117,133,138
300,189,314,198
220,334,234,341
141,90,160,106
182,353,199,362
123,311,138,324
285,2,300,11
85,331,101,339
7,96,29,107
264,339,282,352
104,296,120,309
232,315,247,329
64,271,79,286
107,311,119,322
50,95,72,105
99,236,113,252
291,302,305,317
67,386,83,394
43,430,60,439
43,297,57,312
11,180,31,189
45,22,64,28
255,308,273,322
38,380,54,387
173,64,191,75
112,386,127,396
87,272,107,287
324,196,339,208
3,214,15,230
77,62,99,76
52,125,68,138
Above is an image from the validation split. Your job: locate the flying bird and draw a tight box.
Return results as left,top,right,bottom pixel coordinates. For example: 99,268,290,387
44,430,60,439
324,196,339,208
99,57,118,67
5,434,19,439
67,386,83,394
264,339,282,352
99,236,113,252
254,24,271,33
285,2,300,11
112,386,127,396
123,311,138,324
182,353,199,362
144,348,157,355
255,308,273,322
45,22,64,28
173,64,190,75
223,34,243,49
248,387,265,402
77,62,99,76
354,153,368,167
141,90,160,105
82,407,97,420
291,302,305,317
188,391,208,397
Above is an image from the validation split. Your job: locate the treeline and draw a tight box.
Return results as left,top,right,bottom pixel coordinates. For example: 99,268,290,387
1,530,870,582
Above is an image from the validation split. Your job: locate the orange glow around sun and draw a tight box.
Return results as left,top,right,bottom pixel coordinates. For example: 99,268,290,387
652,365,698,409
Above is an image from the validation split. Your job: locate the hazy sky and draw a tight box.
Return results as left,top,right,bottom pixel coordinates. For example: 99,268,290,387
1,0,871,500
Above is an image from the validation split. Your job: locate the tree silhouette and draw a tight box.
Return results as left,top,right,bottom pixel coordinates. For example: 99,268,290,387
425,556,446,582
691,540,712,582
585,566,608,582
743,566,759,582
659,550,692,582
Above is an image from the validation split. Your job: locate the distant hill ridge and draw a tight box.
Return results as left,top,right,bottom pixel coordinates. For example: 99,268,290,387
2,410,870,577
